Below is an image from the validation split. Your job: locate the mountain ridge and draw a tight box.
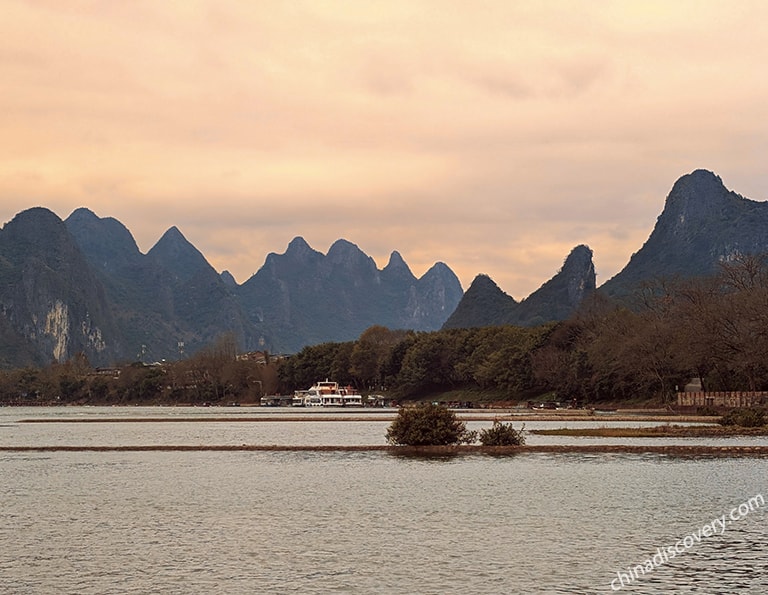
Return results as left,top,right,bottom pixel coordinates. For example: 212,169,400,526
447,168,768,330
1,210,465,365
443,245,595,329
600,169,768,295
1,168,759,368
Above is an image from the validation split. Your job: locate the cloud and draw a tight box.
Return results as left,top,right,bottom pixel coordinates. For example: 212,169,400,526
2,1,768,299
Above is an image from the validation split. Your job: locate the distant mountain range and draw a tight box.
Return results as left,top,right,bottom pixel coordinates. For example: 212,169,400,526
599,169,768,295
443,245,595,329
0,207,464,367
0,169,763,368
444,169,768,328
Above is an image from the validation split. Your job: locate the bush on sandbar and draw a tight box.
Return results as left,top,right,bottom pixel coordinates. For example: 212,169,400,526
386,404,476,446
478,420,525,446
719,408,765,428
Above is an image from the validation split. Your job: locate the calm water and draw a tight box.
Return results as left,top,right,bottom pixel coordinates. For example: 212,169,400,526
1,407,767,594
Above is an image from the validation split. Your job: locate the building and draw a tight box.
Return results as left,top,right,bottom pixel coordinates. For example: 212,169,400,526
677,391,768,408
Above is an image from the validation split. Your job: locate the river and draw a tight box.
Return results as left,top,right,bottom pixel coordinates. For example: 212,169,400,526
1,406,766,594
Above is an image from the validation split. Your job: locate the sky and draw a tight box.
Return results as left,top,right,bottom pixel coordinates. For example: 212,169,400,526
2,1,768,299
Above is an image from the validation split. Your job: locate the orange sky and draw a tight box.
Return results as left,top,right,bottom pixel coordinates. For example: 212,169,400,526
2,1,767,298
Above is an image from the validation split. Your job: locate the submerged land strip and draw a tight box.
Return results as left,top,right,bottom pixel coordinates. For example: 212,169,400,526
530,425,768,437
2,445,768,456
15,413,716,424
8,410,767,455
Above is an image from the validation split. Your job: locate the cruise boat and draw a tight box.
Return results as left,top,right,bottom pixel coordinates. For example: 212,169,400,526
292,380,363,407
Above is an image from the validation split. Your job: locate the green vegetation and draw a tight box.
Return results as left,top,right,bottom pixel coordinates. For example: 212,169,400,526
533,426,692,437
532,423,768,437
385,407,525,446
5,255,768,408
478,421,525,445
278,256,768,405
0,334,277,406
385,404,476,446
280,324,553,401
719,408,766,428
279,258,768,405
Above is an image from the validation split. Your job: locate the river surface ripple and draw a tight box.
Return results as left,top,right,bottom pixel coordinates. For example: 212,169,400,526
1,407,766,594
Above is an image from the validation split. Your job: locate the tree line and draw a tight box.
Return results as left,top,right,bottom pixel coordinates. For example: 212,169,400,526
2,255,768,406
0,334,278,406
280,254,768,404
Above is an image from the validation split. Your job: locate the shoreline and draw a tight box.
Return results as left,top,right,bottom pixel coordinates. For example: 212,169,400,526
531,425,768,437
15,414,718,423
2,444,768,456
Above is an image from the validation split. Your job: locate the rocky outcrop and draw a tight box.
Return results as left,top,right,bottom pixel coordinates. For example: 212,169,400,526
0,208,120,366
7,168,757,366
442,274,518,329
601,169,768,295
515,244,596,325
67,209,257,362
442,245,595,329
444,169,768,330
1,210,464,366
237,237,463,353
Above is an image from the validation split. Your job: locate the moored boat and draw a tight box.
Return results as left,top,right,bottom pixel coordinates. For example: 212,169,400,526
292,380,363,407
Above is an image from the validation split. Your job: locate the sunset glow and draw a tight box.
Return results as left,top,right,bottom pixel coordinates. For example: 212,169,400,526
2,1,766,298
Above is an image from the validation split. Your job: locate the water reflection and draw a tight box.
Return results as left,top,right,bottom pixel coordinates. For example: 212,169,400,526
1,443,766,593
2,406,767,450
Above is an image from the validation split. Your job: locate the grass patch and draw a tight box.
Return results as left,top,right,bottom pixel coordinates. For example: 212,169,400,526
531,424,768,437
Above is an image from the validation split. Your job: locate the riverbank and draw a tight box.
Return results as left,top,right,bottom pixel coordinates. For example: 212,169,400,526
531,424,768,437
14,411,719,423
2,444,768,456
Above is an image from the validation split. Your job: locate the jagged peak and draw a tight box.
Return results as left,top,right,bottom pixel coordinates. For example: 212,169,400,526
420,261,461,286
326,239,378,274
567,243,592,257
287,236,311,251
148,226,204,261
562,244,594,270
602,169,763,294
327,238,362,256
2,208,69,247
68,206,99,221
671,169,725,196
158,225,186,243
65,206,141,259
441,273,516,329
220,270,238,288
284,236,318,258
675,168,723,188
466,273,506,294
663,169,735,214
651,169,762,242
0,207,87,270
383,250,414,277
534,245,595,290
5,206,61,229
263,236,321,269
387,250,406,266
65,207,137,238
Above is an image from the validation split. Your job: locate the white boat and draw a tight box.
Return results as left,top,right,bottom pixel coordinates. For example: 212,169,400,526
292,380,362,407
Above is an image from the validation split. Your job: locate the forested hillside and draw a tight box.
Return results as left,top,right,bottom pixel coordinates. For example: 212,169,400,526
281,254,768,403
3,255,768,406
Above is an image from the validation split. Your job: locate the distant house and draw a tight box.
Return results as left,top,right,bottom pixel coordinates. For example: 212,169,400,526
236,351,268,364
260,394,293,407
677,391,768,408
91,367,121,378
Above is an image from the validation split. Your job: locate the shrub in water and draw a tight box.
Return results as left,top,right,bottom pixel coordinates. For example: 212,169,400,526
478,420,525,446
696,406,720,417
386,404,475,446
719,408,765,428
